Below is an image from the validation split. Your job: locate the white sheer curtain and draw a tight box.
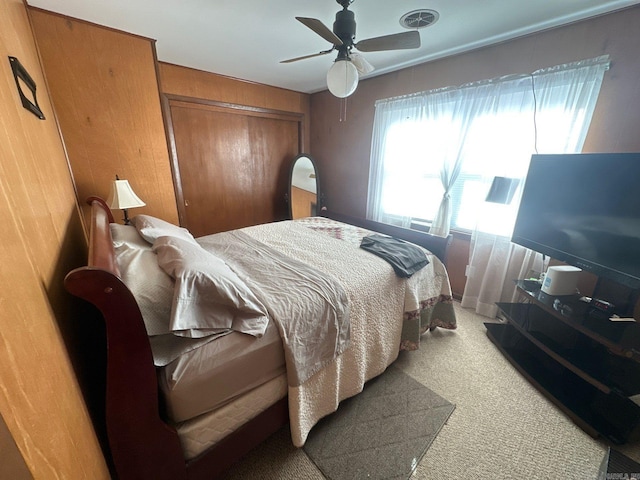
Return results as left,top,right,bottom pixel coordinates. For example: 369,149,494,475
367,56,610,317
367,96,418,227
428,88,491,237
461,56,610,317
367,83,497,232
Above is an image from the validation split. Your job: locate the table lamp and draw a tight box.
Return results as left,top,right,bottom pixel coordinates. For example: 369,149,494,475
107,175,146,224
485,176,519,204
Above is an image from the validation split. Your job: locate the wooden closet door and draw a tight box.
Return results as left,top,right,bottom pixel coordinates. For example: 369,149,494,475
169,100,301,236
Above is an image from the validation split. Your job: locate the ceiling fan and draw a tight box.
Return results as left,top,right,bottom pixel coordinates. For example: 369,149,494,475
281,0,421,98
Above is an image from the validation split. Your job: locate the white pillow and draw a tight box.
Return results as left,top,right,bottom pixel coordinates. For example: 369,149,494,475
131,215,197,245
112,236,174,336
153,236,268,339
110,223,150,250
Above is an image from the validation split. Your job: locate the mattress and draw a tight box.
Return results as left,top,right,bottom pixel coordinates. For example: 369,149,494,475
159,319,285,422
175,374,288,460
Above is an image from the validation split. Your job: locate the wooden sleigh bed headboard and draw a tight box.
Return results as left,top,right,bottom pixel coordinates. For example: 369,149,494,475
64,197,288,479
64,198,453,479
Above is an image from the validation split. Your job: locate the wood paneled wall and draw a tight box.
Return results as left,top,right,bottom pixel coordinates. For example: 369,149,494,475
159,63,311,231
0,0,109,477
167,98,302,234
29,8,179,227
309,5,640,296
291,186,317,218
159,62,311,151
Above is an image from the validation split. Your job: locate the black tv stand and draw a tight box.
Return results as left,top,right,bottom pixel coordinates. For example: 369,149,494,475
486,280,640,444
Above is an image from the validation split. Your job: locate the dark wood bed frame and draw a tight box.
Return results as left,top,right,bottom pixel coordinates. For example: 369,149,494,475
64,197,452,479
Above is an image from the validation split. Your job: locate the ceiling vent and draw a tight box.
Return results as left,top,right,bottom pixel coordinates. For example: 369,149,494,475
399,9,439,29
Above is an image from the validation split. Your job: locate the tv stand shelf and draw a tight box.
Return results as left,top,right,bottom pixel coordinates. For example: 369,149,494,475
487,281,640,445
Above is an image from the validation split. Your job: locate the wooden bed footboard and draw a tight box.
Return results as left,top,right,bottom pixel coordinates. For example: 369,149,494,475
64,198,288,480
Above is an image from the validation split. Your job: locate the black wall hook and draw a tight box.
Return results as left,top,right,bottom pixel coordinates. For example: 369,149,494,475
8,56,45,120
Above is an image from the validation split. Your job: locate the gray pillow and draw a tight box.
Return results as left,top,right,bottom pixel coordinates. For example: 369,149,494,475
111,224,174,336
153,236,268,339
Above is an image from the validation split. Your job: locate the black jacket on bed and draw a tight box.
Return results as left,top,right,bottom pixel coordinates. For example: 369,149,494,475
359,234,429,278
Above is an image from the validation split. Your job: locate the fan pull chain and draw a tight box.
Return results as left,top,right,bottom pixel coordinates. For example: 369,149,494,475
339,97,348,122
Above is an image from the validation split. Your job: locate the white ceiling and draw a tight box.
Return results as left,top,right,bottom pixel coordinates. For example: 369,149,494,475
28,0,639,94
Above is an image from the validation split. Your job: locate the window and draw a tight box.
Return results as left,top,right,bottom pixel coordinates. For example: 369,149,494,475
367,56,610,237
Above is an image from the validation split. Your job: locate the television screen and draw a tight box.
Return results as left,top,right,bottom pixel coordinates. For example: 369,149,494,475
511,153,640,289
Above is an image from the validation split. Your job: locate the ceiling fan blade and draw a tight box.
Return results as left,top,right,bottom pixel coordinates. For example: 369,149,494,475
355,30,420,52
280,49,334,64
296,17,343,46
350,52,375,75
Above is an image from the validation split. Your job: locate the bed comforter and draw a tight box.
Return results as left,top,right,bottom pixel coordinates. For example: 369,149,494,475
198,229,350,387
151,216,455,447
236,218,456,446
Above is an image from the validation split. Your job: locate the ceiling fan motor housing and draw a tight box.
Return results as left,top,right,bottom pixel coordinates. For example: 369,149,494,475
283,0,420,83
334,8,356,55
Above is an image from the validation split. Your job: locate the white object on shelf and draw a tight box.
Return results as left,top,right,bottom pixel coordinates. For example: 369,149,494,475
541,265,582,296
609,315,636,322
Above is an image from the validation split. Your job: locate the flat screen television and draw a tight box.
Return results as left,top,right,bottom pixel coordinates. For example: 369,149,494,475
512,153,640,290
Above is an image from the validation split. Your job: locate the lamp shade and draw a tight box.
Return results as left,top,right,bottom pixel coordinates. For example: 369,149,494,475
107,179,146,210
327,59,359,98
485,176,519,204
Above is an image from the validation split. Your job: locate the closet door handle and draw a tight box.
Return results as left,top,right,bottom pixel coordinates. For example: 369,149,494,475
184,199,190,207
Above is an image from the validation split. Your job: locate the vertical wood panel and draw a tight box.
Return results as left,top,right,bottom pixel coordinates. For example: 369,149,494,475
158,62,310,233
291,186,317,218
29,9,178,226
170,101,299,236
0,0,109,477
159,62,311,152
247,114,300,225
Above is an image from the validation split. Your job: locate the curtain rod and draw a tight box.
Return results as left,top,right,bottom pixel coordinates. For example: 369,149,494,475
375,55,610,107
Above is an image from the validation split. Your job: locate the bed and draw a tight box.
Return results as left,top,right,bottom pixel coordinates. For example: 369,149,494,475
65,197,456,479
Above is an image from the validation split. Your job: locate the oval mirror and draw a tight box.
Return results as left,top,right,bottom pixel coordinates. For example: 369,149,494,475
289,154,319,219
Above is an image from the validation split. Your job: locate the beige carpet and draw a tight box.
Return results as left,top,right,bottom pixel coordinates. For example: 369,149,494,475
222,302,640,479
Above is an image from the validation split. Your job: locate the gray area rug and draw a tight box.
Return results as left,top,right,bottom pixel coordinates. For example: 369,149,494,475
303,365,455,480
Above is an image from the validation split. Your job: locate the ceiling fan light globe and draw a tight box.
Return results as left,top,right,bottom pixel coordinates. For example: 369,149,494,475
327,59,359,98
